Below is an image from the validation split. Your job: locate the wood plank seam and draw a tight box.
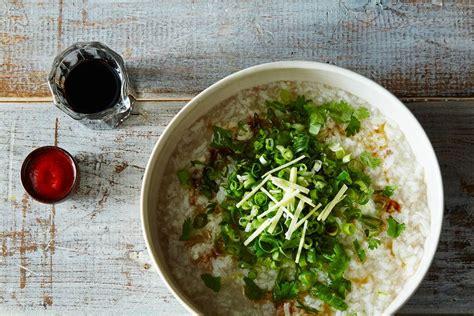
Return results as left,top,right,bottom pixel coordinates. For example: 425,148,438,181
0,97,473,104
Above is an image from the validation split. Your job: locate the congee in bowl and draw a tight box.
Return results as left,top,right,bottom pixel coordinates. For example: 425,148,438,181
156,81,431,315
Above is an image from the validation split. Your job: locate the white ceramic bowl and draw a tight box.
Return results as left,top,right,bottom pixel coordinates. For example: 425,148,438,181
141,61,443,315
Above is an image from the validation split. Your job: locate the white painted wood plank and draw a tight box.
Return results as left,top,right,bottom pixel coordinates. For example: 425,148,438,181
0,102,187,314
0,1,472,99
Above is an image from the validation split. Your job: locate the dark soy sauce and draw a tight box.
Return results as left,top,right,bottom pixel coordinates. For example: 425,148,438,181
64,59,121,114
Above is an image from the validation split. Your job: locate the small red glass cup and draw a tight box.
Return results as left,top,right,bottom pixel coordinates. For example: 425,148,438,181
21,146,80,204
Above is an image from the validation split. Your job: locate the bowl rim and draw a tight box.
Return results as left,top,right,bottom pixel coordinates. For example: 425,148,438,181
140,61,444,315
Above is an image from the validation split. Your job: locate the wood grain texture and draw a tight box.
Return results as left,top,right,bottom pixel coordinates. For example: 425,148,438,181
0,102,187,314
0,0,472,99
398,101,474,314
0,100,472,314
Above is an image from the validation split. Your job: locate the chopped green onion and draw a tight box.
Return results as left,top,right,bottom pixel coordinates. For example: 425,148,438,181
325,222,339,236
312,160,322,172
303,237,313,249
341,223,355,235
236,175,271,208
336,170,352,184
345,208,362,221
222,224,240,242
254,140,264,151
274,153,286,165
354,180,370,193
293,134,309,153
342,153,352,163
258,235,279,253
311,283,348,311
298,271,315,290
353,239,366,262
261,155,306,178
292,123,305,131
329,143,343,152
277,168,289,179
253,192,268,206
243,176,256,190
265,138,274,150
360,215,383,230
306,249,316,264
347,159,364,173
259,154,269,165
276,145,294,161
250,163,262,178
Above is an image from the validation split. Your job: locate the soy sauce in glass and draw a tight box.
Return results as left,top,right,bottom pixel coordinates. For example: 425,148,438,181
49,42,133,129
64,59,121,114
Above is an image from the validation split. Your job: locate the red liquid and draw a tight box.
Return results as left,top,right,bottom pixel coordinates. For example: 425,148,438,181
22,147,77,203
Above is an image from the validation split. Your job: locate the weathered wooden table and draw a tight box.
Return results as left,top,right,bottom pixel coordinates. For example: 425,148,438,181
1,1,472,314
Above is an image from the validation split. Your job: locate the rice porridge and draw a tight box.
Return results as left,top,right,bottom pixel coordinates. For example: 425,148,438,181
156,81,430,315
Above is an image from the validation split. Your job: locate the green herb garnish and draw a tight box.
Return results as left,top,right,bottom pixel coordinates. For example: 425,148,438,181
346,115,361,136
368,238,381,250
211,126,234,150
311,283,348,311
201,274,221,293
272,278,298,303
387,216,406,238
323,101,369,136
177,169,191,187
179,218,193,241
243,277,266,300
325,100,354,124
382,185,397,197
354,107,370,120
359,151,381,169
